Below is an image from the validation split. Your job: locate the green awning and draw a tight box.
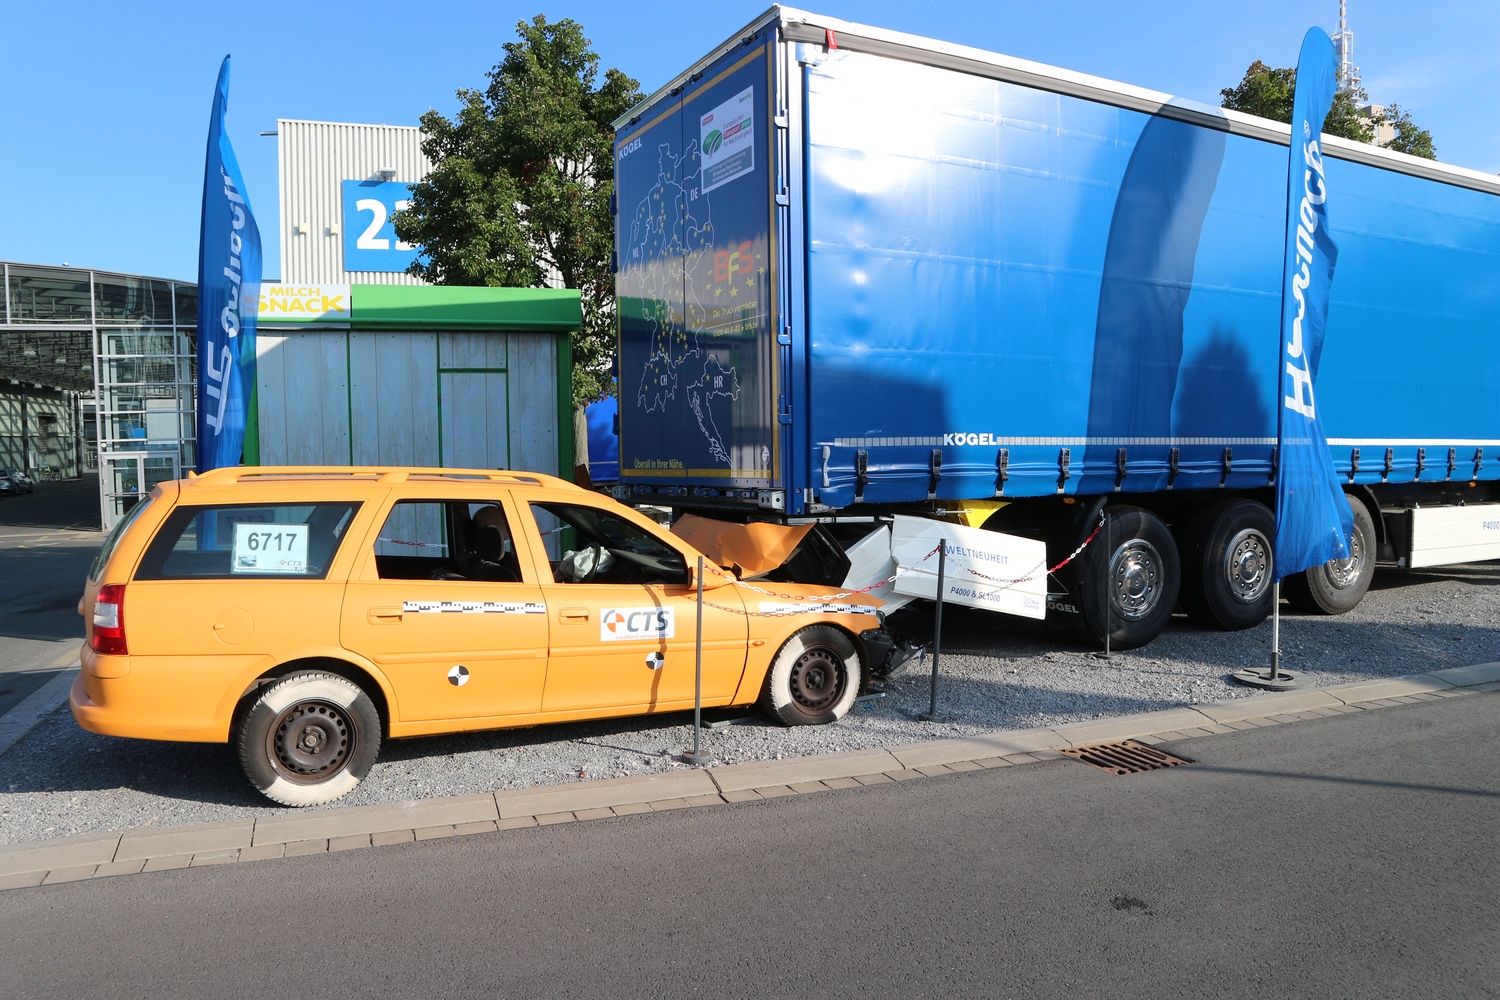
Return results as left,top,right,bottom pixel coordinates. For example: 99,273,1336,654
349,285,581,331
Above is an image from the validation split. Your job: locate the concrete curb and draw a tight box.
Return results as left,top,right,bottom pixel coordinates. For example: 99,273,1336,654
2,660,1497,891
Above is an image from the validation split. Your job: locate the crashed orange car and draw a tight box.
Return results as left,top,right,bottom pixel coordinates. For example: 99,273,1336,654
72,467,891,805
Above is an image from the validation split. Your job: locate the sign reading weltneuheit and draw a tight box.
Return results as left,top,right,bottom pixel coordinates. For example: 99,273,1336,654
890,515,1048,620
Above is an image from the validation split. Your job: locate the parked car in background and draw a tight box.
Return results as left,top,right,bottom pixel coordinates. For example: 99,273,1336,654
0,469,34,495
72,466,892,806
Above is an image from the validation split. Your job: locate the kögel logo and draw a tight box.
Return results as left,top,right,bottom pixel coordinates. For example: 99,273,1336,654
943,432,1003,447
601,607,675,642
704,129,724,154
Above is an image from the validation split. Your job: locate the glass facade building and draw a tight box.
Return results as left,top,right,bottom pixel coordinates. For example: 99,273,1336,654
1,262,197,527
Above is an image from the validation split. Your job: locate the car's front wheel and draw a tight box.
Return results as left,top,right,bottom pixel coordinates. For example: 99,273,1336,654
236,671,381,806
760,626,862,726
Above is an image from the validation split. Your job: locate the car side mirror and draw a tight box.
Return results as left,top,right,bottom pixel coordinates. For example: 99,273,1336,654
691,558,734,591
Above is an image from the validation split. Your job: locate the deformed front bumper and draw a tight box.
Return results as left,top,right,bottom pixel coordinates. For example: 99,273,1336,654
858,626,896,676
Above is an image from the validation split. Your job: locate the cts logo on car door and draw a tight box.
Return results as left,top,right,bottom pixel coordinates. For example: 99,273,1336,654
600,608,675,641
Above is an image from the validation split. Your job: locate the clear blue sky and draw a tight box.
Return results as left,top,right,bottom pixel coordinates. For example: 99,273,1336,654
2,0,1494,281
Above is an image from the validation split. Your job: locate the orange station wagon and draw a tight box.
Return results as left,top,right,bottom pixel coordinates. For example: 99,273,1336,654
72,467,892,805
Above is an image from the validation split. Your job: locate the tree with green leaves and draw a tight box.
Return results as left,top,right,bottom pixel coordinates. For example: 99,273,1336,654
1377,102,1437,159
1219,60,1374,144
394,15,642,405
1220,60,1436,160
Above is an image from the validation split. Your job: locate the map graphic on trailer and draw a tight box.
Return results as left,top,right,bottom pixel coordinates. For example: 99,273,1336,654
615,52,773,485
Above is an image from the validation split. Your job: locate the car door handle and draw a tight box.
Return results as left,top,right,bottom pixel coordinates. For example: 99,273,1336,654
559,607,590,623
369,607,404,624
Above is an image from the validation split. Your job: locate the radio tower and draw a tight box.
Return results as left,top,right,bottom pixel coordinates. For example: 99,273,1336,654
1332,0,1361,94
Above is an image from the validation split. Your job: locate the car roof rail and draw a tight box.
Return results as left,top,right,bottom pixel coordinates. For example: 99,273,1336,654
183,466,569,489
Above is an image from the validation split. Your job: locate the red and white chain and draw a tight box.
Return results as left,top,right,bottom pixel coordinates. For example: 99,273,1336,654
952,511,1107,589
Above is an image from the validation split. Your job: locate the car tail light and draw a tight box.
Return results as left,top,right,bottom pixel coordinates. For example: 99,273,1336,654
92,584,127,655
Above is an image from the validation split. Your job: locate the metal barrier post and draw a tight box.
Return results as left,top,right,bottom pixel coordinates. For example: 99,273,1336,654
1102,510,1111,659
679,555,710,764
920,539,946,723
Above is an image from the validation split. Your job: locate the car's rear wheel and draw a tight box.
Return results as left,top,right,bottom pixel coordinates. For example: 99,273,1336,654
760,626,862,726
237,671,381,806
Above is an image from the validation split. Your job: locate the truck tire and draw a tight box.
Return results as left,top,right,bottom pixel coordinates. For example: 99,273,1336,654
237,671,381,806
1177,499,1275,631
1283,494,1376,615
760,626,862,726
1076,506,1181,650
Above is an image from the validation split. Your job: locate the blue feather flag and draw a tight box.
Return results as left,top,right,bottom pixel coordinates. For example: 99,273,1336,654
196,56,262,473
1274,28,1354,580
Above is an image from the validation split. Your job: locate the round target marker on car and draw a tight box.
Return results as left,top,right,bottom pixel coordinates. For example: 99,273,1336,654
644,651,664,671
447,664,470,686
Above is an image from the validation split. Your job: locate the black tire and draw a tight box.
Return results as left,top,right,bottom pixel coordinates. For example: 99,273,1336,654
1178,499,1275,630
1283,494,1376,615
760,626,862,726
1075,506,1181,650
236,671,381,806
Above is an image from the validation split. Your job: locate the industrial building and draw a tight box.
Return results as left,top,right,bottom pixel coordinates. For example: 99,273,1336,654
3,121,576,530
1,261,196,524
259,119,577,488
273,118,432,285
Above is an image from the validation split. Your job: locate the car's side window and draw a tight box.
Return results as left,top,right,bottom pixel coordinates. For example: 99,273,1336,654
134,502,361,581
528,502,687,586
373,500,523,583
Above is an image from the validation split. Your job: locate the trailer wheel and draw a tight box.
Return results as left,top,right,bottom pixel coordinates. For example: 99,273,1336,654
1178,499,1275,630
1076,506,1181,650
760,626,861,726
1283,494,1376,615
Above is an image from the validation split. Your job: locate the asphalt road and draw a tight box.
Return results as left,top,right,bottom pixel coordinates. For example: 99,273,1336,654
0,475,100,714
2,691,1494,999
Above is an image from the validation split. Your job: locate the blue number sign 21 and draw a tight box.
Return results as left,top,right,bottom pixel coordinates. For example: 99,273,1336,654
341,180,421,273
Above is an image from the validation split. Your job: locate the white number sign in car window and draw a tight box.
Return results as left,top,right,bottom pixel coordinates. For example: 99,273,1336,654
233,523,310,575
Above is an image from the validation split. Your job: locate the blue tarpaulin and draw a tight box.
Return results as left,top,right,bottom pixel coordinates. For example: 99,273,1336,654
586,396,620,483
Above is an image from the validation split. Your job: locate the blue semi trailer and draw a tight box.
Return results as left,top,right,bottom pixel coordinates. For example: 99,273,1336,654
611,7,1500,648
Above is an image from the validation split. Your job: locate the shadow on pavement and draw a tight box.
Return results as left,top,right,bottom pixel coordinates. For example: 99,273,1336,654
0,545,95,642
888,581,1500,682
0,474,102,530
4,676,1181,807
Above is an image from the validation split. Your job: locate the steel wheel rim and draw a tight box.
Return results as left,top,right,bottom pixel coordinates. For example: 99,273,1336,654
1324,526,1365,589
266,699,356,784
1111,540,1163,621
1224,528,1271,604
789,646,846,711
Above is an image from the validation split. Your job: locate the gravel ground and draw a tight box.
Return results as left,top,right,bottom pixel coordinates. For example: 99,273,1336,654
3,561,1497,844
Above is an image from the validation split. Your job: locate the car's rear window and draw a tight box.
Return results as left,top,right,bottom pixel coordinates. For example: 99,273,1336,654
90,496,155,582
134,502,361,580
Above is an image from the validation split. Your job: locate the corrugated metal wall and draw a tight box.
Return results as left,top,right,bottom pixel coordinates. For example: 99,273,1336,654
277,120,432,285
256,329,558,476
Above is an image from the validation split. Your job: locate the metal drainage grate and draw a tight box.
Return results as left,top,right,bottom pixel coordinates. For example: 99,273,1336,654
1061,740,1193,775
